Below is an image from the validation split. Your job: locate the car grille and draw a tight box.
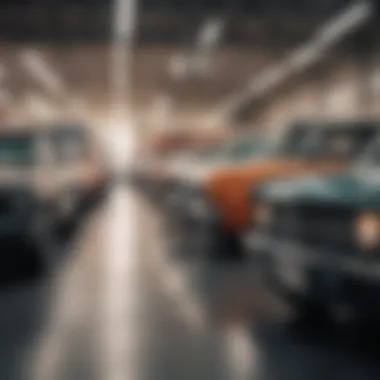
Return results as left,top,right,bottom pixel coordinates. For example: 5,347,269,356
270,204,355,251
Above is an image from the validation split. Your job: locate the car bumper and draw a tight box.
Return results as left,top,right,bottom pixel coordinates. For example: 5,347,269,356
244,232,380,314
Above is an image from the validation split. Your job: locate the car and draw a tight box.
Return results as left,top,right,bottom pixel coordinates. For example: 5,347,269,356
160,142,244,208
179,119,380,260
164,133,275,217
0,123,107,275
246,122,380,325
131,132,229,200
48,124,109,210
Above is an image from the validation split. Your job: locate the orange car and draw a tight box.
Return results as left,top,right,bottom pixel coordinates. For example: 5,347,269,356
179,120,380,258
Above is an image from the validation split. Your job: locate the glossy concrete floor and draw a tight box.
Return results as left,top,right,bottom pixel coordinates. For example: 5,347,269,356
1,184,380,380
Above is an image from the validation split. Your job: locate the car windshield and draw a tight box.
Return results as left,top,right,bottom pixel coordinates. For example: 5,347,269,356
279,123,377,160
0,135,36,166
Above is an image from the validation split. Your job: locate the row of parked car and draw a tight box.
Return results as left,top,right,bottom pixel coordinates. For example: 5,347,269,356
0,123,109,278
133,118,380,326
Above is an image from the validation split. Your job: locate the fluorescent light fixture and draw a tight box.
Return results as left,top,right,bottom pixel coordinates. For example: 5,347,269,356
113,0,136,40
168,16,224,81
248,66,288,95
317,1,372,45
20,50,64,95
197,17,225,51
216,1,372,118
287,43,323,72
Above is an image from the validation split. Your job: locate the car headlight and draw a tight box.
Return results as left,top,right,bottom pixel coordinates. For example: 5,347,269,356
255,203,274,226
355,212,380,253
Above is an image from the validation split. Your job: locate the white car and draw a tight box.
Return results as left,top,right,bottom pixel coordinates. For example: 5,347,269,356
0,124,108,273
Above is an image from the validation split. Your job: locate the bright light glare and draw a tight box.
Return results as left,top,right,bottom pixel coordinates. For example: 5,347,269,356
101,120,138,380
102,186,139,380
106,122,136,170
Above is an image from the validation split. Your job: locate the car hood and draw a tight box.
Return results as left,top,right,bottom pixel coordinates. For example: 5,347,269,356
258,166,380,209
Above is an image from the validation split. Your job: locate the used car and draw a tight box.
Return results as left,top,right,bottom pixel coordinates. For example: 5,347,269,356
0,123,107,276
181,120,379,259
247,122,380,324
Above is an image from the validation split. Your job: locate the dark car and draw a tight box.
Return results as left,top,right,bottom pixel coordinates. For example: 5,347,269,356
246,121,380,325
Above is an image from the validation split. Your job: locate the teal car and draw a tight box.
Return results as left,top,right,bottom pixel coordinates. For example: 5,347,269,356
246,125,380,324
